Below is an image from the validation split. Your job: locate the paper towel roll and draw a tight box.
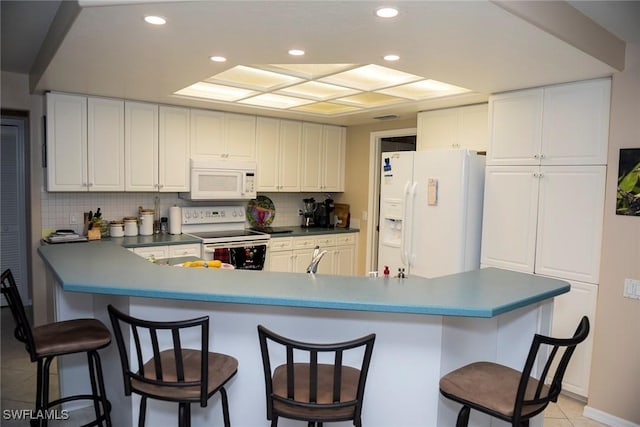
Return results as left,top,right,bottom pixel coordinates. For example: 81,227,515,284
169,206,182,235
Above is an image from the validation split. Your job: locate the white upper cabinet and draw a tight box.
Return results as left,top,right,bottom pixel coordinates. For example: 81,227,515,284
46,93,88,191
488,78,610,166
125,101,158,191
159,106,190,192
256,118,302,192
190,109,256,160
417,104,488,152
301,123,346,192
87,97,125,191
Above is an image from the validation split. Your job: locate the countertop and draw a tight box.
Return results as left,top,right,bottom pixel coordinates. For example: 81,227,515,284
38,240,569,318
249,226,359,238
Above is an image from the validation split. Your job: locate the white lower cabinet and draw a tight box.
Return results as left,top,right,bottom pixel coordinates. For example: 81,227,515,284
131,243,201,260
549,279,597,397
267,233,357,275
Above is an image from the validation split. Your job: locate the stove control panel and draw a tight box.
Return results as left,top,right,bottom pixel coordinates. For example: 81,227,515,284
182,206,246,224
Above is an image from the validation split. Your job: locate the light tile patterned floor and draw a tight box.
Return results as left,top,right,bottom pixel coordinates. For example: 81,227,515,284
2,306,609,426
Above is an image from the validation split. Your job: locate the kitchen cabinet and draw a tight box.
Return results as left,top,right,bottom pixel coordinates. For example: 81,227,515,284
46,93,88,191
487,78,610,166
46,93,126,192
158,106,191,192
131,246,169,260
549,279,597,397
269,233,357,275
190,109,256,160
417,104,488,152
481,165,605,284
124,101,158,191
87,97,125,191
131,243,201,260
168,243,201,258
256,118,302,192
300,123,346,192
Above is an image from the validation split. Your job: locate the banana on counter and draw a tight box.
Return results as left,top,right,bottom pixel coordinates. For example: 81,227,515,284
182,260,222,268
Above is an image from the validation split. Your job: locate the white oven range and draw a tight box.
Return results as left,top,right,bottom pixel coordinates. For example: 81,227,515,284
181,206,270,270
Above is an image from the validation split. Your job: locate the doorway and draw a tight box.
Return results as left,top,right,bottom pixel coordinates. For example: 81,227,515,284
365,128,417,273
1,113,30,305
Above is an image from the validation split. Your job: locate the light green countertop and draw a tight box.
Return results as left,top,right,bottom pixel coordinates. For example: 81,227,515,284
38,240,568,318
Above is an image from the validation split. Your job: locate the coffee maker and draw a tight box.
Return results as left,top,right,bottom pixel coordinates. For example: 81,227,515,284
300,198,317,228
314,197,335,228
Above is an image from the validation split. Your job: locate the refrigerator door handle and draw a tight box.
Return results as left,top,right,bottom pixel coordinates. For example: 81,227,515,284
406,182,418,268
400,181,411,266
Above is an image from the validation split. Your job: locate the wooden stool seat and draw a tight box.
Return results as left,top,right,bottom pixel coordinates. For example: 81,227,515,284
32,318,112,356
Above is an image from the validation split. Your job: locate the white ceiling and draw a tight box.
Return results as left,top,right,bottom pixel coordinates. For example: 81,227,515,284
2,0,639,126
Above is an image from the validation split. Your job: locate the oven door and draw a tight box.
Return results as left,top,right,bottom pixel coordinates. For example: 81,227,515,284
202,240,269,270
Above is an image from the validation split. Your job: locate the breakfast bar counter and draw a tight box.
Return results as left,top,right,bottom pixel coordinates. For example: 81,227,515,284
39,241,569,427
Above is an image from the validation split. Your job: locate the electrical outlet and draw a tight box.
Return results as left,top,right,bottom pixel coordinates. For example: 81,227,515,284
69,213,78,225
623,278,640,299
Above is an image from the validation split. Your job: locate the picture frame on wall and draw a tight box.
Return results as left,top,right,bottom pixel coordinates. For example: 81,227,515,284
616,148,640,216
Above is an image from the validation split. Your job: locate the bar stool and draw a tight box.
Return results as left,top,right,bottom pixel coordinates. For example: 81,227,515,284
108,305,238,427
257,325,376,427
439,316,590,427
1,269,112,427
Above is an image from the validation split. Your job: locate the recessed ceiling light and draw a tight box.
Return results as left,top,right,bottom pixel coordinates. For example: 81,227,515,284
288,49,305,56
383,54,400,61
376,7,398,18
144,15,166,25
210,56,227,63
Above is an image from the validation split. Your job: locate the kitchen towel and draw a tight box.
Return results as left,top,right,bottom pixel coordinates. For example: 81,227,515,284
169,206,182,235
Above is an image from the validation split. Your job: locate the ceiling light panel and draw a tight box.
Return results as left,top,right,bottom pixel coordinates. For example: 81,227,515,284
238,93,315,109
206,65,304,91
319,64,422,91
265,64,358,80
174,82,257,102
335,92,407,107
293,102,362,114
378,79,471,100
277,81,361,100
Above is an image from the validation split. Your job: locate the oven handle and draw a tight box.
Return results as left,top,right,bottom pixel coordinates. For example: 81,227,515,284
203,240,270,251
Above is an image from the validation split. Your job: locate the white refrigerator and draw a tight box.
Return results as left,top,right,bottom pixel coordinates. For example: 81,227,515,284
377,149,485,278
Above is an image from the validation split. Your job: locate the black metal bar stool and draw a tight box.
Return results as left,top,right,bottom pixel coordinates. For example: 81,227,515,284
258,325,376,427
108,304,238,427
1,269,112,427
439,316,590,427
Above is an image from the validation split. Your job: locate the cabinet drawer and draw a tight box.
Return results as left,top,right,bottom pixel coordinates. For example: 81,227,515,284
293,237,316,249
168,244,201,258
133,246,169,260
335,234,356,246
315,235,337,247
270,237,293,251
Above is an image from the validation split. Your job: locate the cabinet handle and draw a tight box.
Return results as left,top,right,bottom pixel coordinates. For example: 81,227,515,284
533,154,539,159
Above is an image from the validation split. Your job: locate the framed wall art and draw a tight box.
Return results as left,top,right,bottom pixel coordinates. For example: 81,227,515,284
616,148,640,216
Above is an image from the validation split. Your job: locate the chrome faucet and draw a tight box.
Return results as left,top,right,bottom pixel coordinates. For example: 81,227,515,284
306,246,328,274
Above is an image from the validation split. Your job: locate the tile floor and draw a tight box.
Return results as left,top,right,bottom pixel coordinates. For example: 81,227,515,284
1,306,609,426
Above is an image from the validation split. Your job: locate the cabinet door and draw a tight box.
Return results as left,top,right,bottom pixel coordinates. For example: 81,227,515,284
133,246,169,260
300,123,323,191
225,113,256,160
550,279,597,397
269,250,293,272
542,79,610,165
190,109,225,157
125,101,158,191
279,120,302,191
535,166,606,283
87,97,125,191
292,248,315,273
46,93,87,191
159,106,190,192
322,125,346,192
256,117,280,191
480,166,540,273
458,104,488,152
168,243,201,258
487,89,543,165
334,245,356,276
416,108,458,150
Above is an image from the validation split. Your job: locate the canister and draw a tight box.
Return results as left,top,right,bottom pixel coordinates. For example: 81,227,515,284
123,217,138,236
139,209,154,236
109,220,124,237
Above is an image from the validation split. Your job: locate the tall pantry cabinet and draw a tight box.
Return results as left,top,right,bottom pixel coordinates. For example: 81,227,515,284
481,78,610,397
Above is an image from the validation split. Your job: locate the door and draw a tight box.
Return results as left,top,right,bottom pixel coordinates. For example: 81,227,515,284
159,106,190,192
87,97,125,191
125,101,158,191
377,151,414,275
1,116,29,304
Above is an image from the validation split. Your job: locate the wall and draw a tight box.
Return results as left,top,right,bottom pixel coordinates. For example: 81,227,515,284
587,43,640,425
338,118,417,276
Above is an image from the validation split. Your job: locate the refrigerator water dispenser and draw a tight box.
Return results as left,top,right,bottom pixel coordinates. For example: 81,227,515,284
381,218,402,248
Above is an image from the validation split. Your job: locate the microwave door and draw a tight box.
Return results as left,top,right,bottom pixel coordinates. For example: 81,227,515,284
194,170,243,200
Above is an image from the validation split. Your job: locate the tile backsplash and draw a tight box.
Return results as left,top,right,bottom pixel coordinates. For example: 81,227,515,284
40,190,338,234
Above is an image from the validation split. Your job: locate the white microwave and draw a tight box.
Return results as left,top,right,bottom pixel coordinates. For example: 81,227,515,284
182,158,257,201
